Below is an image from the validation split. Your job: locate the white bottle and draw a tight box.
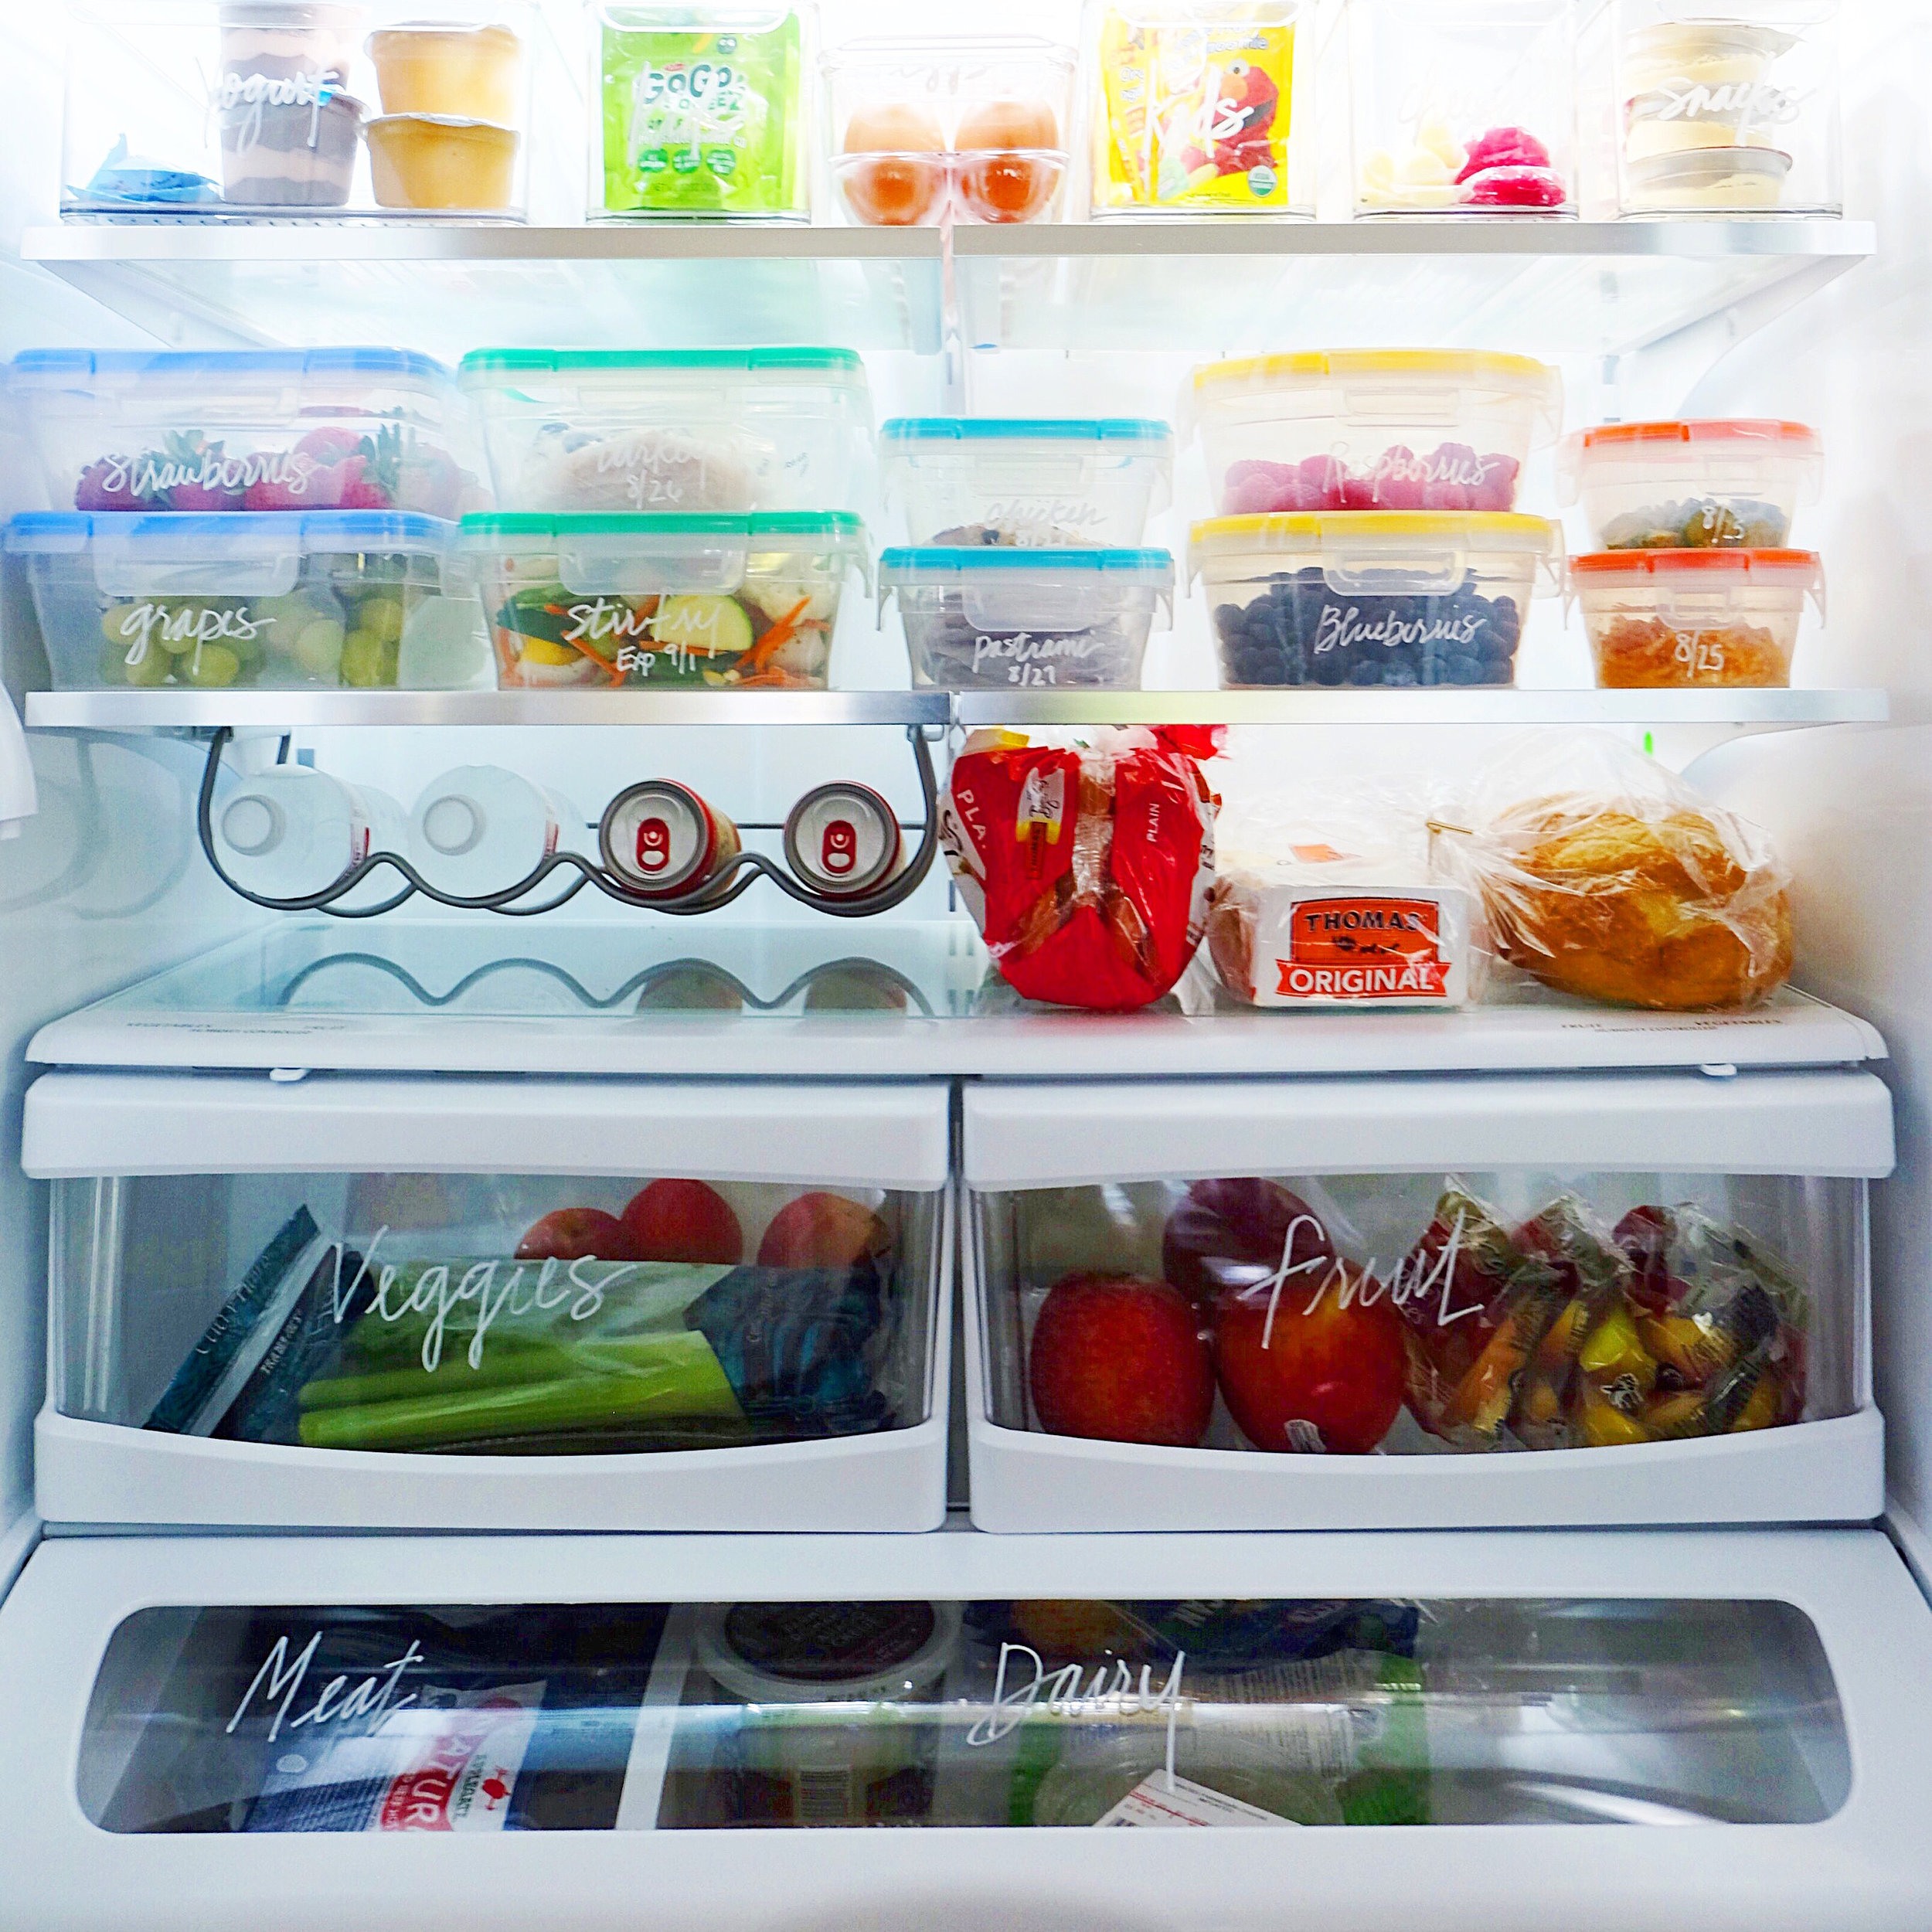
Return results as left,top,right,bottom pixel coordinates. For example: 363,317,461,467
214,768,407,909
408,765,583,898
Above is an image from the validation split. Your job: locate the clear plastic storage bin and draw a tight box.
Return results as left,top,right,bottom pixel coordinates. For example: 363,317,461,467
9,509,489,692
1558,419,1824,551
1190,512,1560,689
26,1072,951,1531
9,346,481,519
1189,351,1562,517
61,1,536,219
1570,547,1824,689
879,418,1172,547
879,547,1173,690
821,37,1077,226
589,1,814,219
1613,1,1842,216
1086,0,1317,218
458,510,869,689
1348,0,1578,217
457,348,872,515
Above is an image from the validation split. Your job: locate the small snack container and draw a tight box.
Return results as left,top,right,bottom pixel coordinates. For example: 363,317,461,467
366,114,522,210
367,20,526,121
879,547,1173,691
1087,0,1316,217
8,509,489,692
879,418,1173,546
1348,0,1578,216
1614,0,1842,216
1190,512,1560,689
1569,548,1825,689
588,1,815,219
9,345,480,519
1189,351,1562,518
821,37,1077,226
457,347,872,515
460,510,869,689
1557,419,1824,551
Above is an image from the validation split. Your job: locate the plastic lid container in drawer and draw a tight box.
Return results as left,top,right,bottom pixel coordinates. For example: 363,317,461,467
1190,512,1559,690
8,509,490,692
1557,420,1825,553
457,347,873,516
1569,548,1824,690
1189,350,1562,518
879,417,1172,547
9,346,479,519
878,546,1172,691
460,511,869,689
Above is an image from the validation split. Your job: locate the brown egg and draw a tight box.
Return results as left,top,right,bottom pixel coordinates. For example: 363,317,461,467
840,100,947,226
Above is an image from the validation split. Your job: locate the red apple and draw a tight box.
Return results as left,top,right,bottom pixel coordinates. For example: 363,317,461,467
515,1207,642,1263
621,1178,744,1265
1028,1271,1214,1447
1162,1178,1336,1308
756,1192,891,1270
1213,1261,1406,1454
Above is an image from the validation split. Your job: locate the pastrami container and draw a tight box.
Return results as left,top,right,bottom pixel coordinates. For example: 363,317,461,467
784,781,903,898
600,779,740,899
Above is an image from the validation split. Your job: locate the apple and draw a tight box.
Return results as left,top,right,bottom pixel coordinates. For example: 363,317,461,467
1213,1261,1406,1454
515,1207,642,1263
1162,1178,1336,1308
1027,1271,1214,1447
621,1179,743,1266
756,1192,891,1270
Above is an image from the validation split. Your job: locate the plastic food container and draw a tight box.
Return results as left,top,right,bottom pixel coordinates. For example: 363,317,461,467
457,347,872,517
367,113,521,209
879,546,1173,691
879,418,1172,547
821,37,1077,226
7,509,490,692
588,1,814,219
368,22,525,121
1190,512,1560,689
216,2,366,207
9,346,481,520
1558,420,1824,551
1347,0,1577,216
1569,548,1824,689
459,510,869,689
1087,0,1315,217
1614,2,1842,216
1189,351,1562,518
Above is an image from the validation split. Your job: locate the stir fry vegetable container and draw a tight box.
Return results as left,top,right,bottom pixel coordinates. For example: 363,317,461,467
879,418,1173,546
1189,351,1562,518
1558,420,1825,552
1190,512,1560,689
8,509,488,692
460,511,869,690
1569,548,1825,690
879,546,1173,691
457,347,873,515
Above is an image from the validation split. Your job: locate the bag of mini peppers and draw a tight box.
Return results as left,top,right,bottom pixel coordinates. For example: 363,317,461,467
940,727,1219,1011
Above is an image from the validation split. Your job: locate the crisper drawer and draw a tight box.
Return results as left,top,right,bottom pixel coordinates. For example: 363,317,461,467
961,1071,1890,1533
2,1529,1931,1931
24,1073,951,1532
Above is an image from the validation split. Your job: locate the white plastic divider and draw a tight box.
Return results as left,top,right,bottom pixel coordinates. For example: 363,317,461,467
961,1069,1897,1188
25,1071,952,1189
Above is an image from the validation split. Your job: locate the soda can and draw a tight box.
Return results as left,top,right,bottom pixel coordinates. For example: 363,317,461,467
784,781,905,899
600,780,741,900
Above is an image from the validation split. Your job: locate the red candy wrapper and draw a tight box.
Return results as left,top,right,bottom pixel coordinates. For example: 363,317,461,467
941,728,1219,1011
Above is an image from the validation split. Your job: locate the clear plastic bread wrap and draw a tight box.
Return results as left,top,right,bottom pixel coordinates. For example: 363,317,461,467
1428,733,1794,1011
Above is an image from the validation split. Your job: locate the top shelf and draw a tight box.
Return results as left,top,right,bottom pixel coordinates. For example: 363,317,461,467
21,218,1875,361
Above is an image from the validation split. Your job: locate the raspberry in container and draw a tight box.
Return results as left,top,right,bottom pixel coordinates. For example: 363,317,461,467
1556,420,1824,552
459,510,869,690
1189,511,1560,689
1568,548,1825,690
456,347,872,516
1189,350,1562,518
1347,0,1578,216
879,418,1173,548
821,37,1077,226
